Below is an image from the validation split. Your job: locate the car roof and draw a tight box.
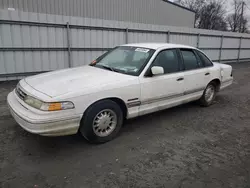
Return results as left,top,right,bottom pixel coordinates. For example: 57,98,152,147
121,43,196,50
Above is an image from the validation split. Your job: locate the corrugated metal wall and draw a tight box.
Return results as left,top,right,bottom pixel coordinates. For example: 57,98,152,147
0,0,195,28
1,9,250,81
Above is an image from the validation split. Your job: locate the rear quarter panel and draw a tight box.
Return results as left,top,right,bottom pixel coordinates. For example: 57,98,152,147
207,64,222,83
212,62,233,82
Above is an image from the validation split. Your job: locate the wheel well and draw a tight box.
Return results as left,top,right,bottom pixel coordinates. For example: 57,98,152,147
83,98,128,120
108,98,128,119
210,79,221,92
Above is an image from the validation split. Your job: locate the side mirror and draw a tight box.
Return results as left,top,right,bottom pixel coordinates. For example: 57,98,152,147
151,66,164,76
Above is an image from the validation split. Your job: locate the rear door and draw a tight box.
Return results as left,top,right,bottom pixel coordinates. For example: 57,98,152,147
179,49,210,96
195,49,217,81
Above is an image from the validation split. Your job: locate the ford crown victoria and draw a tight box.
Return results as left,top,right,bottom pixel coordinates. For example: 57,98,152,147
7,43,233,143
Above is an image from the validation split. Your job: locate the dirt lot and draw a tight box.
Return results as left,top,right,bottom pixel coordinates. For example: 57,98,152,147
1,63,250,188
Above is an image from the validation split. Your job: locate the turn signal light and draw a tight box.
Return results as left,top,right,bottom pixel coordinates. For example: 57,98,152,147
48,103,62,111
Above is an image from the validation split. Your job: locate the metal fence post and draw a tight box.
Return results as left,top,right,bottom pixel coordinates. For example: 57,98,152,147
237,37,242,63
125,28,129,44
167,31,170,43
196,33,200,48
219,35,224,63
66,22,72,68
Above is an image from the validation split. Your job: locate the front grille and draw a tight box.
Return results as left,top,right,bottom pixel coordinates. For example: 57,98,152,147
15,85,27,101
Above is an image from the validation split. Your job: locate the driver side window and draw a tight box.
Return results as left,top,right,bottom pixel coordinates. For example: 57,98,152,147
151,49,180,74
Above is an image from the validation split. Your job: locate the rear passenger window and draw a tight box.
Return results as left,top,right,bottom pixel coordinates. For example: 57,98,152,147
196,51,213,67
180,50,199,70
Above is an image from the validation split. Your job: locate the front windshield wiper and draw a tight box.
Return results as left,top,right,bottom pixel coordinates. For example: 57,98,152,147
99,65,115,72
97,64,124,73
94,64,126,74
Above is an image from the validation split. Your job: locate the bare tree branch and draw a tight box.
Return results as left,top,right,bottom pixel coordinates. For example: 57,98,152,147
175,0,227,31
226,0,248,33
175,0,248,32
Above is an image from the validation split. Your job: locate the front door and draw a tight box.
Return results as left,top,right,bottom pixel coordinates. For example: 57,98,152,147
139,49,185,116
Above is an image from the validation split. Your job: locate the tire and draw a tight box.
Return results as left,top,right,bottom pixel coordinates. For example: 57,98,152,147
199,82,217,107
79,99,123,144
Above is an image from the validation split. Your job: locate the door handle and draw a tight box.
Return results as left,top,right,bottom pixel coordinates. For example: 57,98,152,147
177,77,184,81
205,72,210,76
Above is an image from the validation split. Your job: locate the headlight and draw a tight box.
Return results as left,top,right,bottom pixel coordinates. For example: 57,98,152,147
24,96,43,109
24,96,74,111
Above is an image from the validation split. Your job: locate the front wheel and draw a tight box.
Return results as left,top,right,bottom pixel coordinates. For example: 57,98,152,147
79,100,123,144
199,82,216,107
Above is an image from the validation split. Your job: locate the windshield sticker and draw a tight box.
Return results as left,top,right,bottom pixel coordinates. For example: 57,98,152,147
135,48,150,53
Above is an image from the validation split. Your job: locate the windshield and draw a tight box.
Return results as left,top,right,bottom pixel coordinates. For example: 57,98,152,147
90,46,155,76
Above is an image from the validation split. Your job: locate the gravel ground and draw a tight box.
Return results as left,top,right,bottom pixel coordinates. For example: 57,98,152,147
1,63,250,188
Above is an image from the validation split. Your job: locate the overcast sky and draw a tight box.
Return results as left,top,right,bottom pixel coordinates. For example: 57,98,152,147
171,0,250,20
226,0,250,17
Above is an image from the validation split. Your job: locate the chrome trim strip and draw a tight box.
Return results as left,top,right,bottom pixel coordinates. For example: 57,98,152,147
127,101,141,108
184,87,205,95
126,88,205,108
128,98,139,102
15,86,27,101
141,93,184,105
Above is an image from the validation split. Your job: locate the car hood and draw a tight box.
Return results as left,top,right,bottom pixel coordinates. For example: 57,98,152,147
24,66,136,98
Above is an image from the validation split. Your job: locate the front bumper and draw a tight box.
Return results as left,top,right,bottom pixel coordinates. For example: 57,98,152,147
7,91,81,136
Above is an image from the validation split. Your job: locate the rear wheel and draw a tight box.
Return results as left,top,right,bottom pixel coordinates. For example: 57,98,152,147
79,100,123,144
199,82,216,107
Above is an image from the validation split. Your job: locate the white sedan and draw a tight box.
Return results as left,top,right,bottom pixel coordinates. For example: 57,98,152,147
7,43,233,143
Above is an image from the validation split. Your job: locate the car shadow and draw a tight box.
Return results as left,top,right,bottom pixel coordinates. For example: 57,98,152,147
122,101,199,132
16,101,199,154
14,95,230,159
